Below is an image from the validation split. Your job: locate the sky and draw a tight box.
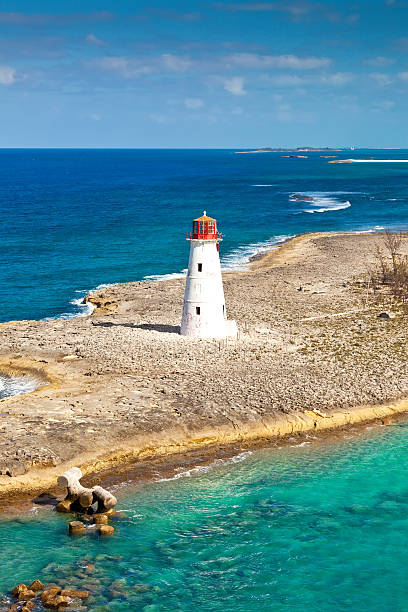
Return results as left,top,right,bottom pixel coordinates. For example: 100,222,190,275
1,0,408,148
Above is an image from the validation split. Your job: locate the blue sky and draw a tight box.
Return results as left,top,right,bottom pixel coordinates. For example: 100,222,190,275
1,0,408,147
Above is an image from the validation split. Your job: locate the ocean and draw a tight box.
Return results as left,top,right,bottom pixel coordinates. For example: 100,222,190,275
2,148,408,610
2,148,408,323
1,425,408,611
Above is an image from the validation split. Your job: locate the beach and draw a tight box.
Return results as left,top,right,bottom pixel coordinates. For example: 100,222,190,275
1,231,408,510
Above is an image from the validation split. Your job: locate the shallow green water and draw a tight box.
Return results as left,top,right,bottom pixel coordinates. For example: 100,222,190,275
2,425,408,611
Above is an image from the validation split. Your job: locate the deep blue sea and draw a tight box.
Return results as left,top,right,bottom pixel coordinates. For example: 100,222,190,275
2,148,408,323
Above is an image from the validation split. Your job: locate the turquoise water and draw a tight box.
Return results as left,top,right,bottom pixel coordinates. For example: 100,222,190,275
2,148,408,322
2,424,408,611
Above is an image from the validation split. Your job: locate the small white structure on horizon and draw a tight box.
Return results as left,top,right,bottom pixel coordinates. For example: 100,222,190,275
180,212,238,339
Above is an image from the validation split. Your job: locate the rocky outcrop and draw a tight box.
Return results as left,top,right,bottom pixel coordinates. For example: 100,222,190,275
1,232,408,510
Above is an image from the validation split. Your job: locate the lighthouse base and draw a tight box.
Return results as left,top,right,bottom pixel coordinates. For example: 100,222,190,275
225,319,238,338
180,308,238,339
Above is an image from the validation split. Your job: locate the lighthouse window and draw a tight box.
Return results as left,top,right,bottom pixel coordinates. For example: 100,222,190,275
193,221,198,233
198,263,202,272
208,222,215,233
196,306,201,315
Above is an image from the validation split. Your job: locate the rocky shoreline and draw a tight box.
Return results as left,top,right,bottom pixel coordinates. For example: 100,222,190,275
2,232,408,513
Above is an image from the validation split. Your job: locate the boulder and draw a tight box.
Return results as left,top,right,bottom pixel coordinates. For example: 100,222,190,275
378,311,395,319
92,514,108,525
41,588,70,610
68,521,84,535
60,590,89,599
44,594,69,610
41,588,61,603
11,584,35,601
98,525,114,536
56,500,72,513
28,580,43,592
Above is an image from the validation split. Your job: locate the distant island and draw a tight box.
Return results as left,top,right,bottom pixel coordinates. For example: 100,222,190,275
235,147,343,154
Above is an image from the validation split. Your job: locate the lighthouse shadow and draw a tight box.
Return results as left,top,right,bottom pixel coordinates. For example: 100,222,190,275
91,321,180,334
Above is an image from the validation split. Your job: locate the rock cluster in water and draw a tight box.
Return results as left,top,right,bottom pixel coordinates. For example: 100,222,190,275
4,580,89,610
55,467,117,536
1,554,154,611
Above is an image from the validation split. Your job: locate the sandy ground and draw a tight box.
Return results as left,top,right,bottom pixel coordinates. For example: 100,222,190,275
1,231,408,506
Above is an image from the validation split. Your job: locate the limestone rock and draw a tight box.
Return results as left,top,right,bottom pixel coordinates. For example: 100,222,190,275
56,500,72,513
98,524,114,536
28,579,43,592
68,521,84,535
41,588,61,603
60,590,89,599
92,514,108,525
44,595,69,610
11,584,35,600
41,588,70,610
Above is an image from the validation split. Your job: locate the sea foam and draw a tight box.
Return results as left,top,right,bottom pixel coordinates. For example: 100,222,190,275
221,235,294,271
290,192,352,214
0,372,46,399
156,451,253,482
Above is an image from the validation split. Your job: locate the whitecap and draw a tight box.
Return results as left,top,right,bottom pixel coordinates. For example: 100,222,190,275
144,235,294,281
144,270,187,282
156,451,252,482
290,441,311,448
42,294,95,321
252,184,275,187
290,192,351,214
221,235,294,271
304,200,351,214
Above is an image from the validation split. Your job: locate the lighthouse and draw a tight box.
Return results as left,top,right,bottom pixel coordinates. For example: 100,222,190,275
180,212,238,339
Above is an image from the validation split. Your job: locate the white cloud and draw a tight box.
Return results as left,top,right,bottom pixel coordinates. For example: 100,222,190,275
224,76,246,95
161,53,191,72
94,57,153,78
185,98,204,109
369,72,393,86
371,100,395,112
227,53,330,70
398,71,408,81
90,54,191,79
150,113,170,124
321,72,354,85
364,56,395,67
264,72,355,88
86,33,106,46
0,65,16,85
266,74,309,86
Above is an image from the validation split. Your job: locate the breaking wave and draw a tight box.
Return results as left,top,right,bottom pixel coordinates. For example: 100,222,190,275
144,270,187,282
143,236,294,281
221,235,294,271
0,372,47,399
290,192,352,214
156,451,253,482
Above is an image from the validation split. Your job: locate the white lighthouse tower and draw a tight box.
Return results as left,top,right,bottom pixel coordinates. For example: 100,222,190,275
180,212,238,339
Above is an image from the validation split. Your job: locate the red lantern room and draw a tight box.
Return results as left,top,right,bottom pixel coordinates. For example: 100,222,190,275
187,211,222,241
